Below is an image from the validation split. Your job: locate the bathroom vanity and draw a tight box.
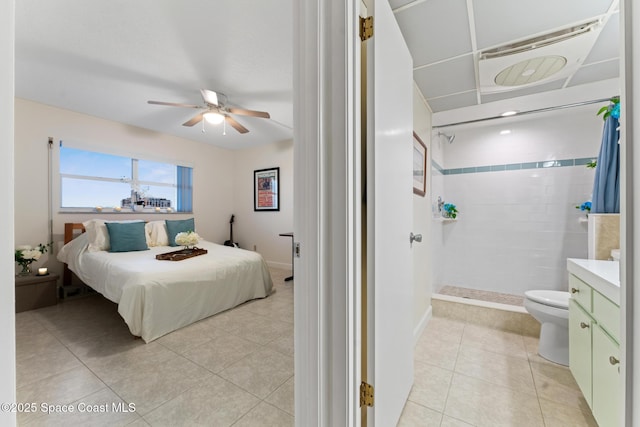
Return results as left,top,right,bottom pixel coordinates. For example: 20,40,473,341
567,258,620,427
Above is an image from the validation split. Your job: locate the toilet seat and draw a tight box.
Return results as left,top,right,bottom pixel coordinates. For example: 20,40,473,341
525,290,570,309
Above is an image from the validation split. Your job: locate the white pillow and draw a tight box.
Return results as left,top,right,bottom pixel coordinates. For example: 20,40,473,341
57,232,89,264
82,219,109,252
145,220,169,247
83,219,147,252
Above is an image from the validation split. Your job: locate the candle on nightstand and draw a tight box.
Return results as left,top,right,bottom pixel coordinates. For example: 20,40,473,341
114,206,122,212
155,207,161,212
38,267,48,275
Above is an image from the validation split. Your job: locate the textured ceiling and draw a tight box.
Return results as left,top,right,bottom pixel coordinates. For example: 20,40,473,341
15,0,293,150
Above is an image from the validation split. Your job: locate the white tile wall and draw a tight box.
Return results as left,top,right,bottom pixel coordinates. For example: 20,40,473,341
441,104,602,169
435,105,602,296
430,134,446,293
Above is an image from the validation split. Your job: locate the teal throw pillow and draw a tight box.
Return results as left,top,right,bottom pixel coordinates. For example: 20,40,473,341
105,221,149,252
166,218,196,247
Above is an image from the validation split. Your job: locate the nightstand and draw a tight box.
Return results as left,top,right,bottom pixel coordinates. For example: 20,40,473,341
15,273,59,312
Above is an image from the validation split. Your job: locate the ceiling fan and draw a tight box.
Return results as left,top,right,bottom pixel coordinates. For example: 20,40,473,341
147,89,270,134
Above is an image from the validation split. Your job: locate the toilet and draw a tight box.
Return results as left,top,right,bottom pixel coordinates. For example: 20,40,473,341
524,290,571,366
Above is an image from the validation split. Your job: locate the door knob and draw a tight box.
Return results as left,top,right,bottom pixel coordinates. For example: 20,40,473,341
410,233,422,243
609,356,620,365
580,322,589,329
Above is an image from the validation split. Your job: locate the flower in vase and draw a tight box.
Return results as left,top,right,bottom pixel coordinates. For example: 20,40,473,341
175,231,200,248
15,242,51,275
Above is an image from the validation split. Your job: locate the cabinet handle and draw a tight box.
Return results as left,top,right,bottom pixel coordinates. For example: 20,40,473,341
580,322,589,329
571,287,579,294
609,356,620,365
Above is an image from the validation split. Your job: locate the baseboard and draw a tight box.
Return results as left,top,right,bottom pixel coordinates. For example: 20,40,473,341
266,261,292,270
432,293,527,313
413,305,432,346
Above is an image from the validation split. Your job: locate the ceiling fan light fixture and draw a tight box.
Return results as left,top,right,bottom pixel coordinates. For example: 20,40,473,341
149,89,269,134
201,89,219,106
204,112,225,125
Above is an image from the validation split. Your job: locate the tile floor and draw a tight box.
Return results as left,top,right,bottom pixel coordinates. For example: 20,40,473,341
397,316,598,427
16,269,596,427
15,267,294,426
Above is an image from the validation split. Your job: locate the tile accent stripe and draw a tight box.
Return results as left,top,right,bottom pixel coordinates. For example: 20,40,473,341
441,157,596,175
431,160,445,175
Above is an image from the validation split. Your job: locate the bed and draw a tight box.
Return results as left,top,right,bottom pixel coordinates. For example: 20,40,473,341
57,221,273,342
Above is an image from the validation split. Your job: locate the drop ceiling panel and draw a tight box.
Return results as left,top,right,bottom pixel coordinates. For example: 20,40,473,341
414,55,476,99
472,0,613,49
388,0,414,10
394,0,472,66
480,79,567,104
584,15,620,64
390,0,619,114
567,60,620,87
427,92,478,113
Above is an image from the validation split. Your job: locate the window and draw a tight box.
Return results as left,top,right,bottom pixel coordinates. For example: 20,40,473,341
60,146,192,212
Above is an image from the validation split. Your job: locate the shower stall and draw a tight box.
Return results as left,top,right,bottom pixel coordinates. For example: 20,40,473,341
430,102,604,308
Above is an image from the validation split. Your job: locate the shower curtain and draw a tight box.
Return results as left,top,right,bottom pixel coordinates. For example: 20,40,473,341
591,115,620,213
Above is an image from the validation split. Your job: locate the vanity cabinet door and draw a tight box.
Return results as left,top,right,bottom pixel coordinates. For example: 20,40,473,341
593,290,620,342
569,298,593,406
569,274,592,311
592,325,620,427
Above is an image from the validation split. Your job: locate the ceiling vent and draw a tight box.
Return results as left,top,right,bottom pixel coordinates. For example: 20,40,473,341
478,20,602,94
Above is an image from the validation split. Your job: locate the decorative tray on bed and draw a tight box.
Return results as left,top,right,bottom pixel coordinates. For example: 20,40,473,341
156,247,208,261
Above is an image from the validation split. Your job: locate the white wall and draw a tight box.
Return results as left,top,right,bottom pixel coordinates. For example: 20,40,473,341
442,105,603,169
1,0,16,424
437,104,602,296
412,85,432,333
232,139,294,269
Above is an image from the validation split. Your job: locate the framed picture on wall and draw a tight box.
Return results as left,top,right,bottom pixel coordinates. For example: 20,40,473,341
413,132,427,197
254,167,280,211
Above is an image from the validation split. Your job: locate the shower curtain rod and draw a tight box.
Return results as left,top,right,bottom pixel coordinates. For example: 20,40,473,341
432,97,614,130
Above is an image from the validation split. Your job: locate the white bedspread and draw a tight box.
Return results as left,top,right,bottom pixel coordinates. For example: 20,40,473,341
58,234,273,342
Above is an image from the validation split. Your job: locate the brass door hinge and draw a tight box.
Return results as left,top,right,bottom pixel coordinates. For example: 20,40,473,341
360,381,374,407
359,16,373,41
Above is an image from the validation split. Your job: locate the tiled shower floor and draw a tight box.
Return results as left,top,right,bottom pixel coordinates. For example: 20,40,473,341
438,285,524,307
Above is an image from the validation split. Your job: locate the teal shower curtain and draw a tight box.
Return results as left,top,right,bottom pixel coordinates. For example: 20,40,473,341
591,115,620,213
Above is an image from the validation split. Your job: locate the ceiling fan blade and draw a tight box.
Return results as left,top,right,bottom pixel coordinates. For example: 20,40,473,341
225,116,249,134
182,113,204,127
200,89,219,106
228,107,271,119
148,100,201,109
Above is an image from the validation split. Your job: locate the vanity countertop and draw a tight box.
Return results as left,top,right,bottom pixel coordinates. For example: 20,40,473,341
567,258,620,305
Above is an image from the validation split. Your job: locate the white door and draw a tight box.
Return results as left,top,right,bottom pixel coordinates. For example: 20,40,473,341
367,0,414,425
